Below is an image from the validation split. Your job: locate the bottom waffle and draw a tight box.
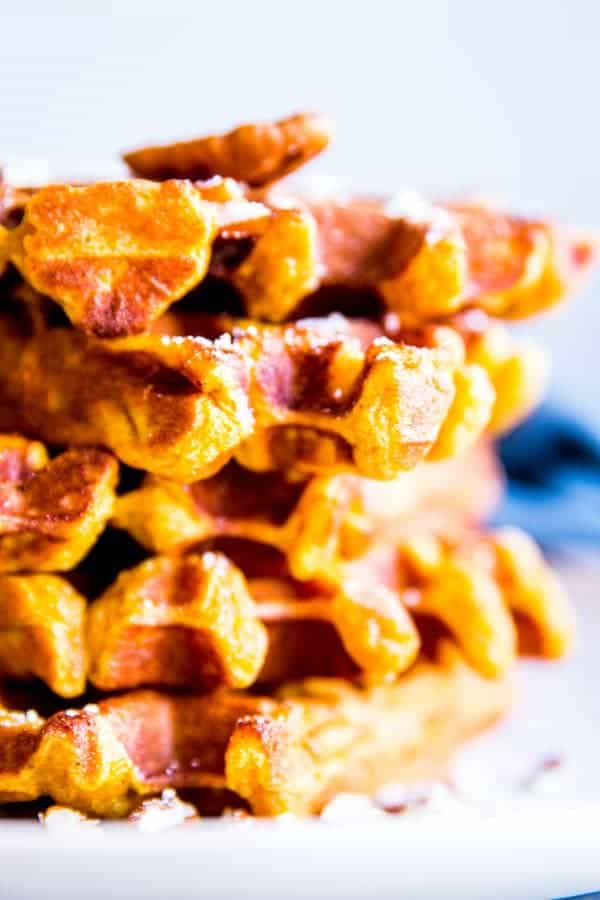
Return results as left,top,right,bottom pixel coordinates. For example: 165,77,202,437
0,641,511,817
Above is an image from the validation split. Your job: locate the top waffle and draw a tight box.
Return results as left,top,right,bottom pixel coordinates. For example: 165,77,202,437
0,112,595,338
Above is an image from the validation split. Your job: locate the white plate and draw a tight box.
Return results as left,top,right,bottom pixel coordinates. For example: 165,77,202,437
0,560,599,900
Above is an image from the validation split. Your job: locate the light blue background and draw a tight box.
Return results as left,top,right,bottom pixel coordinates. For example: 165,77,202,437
2,0,598,423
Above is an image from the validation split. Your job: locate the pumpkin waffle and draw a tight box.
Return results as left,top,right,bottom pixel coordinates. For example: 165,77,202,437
123,112,332,186
112,443,502,583
0,116,592,338
0,641,511,818
253,526,573,684
0,435,117,572
121,113,595,327
0,305,492,482
0,525,571,696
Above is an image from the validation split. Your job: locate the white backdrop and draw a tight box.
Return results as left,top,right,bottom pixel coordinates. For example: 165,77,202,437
2,0,599,423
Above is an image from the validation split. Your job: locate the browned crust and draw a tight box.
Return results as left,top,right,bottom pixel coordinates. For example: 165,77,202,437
252,526,573,685
228,642,513,815
7,181,217,337
0,436,118,572
223,193,597,324
0,311,253,483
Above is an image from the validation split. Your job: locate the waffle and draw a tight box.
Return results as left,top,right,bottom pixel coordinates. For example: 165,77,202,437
0,435,117,572
4,186,593,335
0,524,570,696
120,114,595,326
124,112,332,186
155,309,545,467
0,119,592,338
0,109,591,822
0,307,492,482
112,443,502,583
217,192,594,326
0,641,511,817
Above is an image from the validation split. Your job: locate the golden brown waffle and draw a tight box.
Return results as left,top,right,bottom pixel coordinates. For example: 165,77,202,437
112,443,502,583
0,525,568,695
1,163,593,337
0,316,250,483
0,642,511,817
124,112,332,186
0,435,117,572
230,317,493,477
0,310,487,482
158,309,547,454
120,114,594,326
86,548,418,689
0,179,271,336
213,191,597,324
158,312,513,470
391,527,574,663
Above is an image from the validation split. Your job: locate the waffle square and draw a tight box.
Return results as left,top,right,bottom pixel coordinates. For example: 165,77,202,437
7,181,217,337
0,435,117,572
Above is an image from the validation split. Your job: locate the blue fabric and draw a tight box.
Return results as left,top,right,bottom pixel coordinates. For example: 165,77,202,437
492,406,600,547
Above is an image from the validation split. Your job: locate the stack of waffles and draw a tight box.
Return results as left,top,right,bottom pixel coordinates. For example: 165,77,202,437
0,113,594,820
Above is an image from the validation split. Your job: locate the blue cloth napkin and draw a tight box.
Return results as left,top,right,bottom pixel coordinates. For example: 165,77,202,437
492,406,600,547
